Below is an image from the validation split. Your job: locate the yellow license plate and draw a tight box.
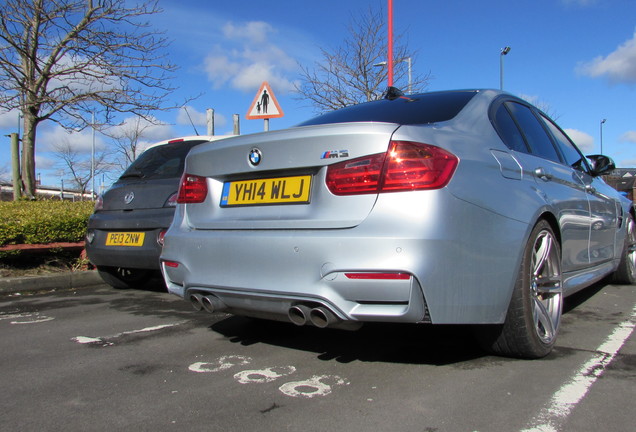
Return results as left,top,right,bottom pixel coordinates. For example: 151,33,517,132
105,232,146,247
221,175,312,206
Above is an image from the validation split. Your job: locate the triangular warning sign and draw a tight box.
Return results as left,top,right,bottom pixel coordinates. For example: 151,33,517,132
246,82,284,120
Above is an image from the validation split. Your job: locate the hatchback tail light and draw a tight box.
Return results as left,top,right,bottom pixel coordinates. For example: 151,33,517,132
326,141,458,195
94,195,104,211
177,173,208,203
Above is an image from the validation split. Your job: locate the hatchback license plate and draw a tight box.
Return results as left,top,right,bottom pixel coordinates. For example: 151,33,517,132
221,175,312,206
105,232,145,247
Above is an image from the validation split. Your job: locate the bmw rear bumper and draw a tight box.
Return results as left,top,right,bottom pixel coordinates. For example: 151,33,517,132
160,193,527,325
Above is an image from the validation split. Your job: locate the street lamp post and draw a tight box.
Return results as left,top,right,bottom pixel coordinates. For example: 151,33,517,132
91,113,95,201
406,57,412,94
500,46,511,90
600,118,607,154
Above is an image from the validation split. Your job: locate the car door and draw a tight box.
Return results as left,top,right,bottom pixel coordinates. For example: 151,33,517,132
499,101,593,272
540,115,617,265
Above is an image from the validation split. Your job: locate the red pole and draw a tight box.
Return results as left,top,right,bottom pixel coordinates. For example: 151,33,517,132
387,0,394,87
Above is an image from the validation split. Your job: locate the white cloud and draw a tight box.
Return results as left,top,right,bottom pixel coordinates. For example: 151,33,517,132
39,126,108,154
619,131,636,143
49,53,121,95
564,128,595,153
105,116,175,143
0,109,20,129
203,21,300,93
0,163,10,182
223,21,273,44
618,158,636,167
35,154,57,171
177,106,227,132
578,31,636,83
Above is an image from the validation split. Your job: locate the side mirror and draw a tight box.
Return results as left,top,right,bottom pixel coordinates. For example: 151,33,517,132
586,154,616,177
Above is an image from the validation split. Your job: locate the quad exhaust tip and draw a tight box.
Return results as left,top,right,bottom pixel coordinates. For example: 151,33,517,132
189,293,226,313
288,305,311,326
190,293,204,311
309,306,338,328
288,304,342,328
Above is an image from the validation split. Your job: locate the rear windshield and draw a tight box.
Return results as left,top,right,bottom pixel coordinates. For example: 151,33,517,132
119,140,207,181
298,90,478,127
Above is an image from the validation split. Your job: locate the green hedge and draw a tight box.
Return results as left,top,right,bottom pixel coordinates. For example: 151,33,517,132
0,200,94,246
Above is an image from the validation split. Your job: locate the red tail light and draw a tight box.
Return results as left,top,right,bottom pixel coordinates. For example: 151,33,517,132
326,141,458,195
177,173,208,203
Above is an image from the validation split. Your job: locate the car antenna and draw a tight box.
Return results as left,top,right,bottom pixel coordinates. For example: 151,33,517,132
182,106,200,136
382,86,405,100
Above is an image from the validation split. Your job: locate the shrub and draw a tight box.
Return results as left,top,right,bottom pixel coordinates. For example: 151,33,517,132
0,200,94,246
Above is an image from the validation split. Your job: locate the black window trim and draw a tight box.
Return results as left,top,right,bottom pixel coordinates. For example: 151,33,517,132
537,112,593,175
490,95,572,166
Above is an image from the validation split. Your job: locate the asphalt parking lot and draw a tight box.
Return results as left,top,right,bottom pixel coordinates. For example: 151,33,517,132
0,272,634,432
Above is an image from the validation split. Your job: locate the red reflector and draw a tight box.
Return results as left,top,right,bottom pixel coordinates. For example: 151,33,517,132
177,173,208,203
326,141,458,195
163,261,179,268
344,272,411,280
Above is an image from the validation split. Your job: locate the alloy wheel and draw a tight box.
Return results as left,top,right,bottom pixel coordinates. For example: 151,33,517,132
530,230,562,344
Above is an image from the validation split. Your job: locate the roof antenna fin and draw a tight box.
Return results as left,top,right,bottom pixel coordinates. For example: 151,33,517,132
383,86,404,100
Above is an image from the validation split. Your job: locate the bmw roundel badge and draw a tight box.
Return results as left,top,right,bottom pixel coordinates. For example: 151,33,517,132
248,148,262,166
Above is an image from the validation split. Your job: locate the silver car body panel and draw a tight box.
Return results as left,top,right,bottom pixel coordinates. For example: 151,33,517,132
161,90,630,325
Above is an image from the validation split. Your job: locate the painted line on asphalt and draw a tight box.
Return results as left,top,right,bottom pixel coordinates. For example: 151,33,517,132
522,304,636,432
72,322,186,346
0,311,55,324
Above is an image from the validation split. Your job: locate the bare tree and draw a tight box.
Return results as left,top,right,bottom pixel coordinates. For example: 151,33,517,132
0,163,10,183
0,0,180,198
52,138,110,199
105,116,156,172
295,7,430,113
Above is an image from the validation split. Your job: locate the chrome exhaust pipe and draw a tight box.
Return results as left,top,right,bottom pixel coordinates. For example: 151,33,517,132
201,295,226,313
189,293,204,311
288,305,311,326
309,306,339,328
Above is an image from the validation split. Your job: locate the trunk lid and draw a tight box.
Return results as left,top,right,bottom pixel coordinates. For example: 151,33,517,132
183,122,400,229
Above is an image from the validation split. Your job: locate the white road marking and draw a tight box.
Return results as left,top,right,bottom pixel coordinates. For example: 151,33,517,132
234,366,296,384
522,305,635,432
73,336,102,344
187,356,349,398
188,355,252,373
278,375,349,398
0,311,55,324
72,322,184,346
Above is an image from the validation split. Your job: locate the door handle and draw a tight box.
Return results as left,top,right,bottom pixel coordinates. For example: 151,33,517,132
534,167,553,181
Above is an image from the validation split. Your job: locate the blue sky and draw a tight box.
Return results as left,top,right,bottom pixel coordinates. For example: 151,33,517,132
1,0,635,189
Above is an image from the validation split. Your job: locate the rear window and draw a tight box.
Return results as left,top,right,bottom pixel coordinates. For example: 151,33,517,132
119,140,207,181
297,91,478,127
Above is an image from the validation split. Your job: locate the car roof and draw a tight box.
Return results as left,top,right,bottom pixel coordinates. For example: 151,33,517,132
143,135,232,152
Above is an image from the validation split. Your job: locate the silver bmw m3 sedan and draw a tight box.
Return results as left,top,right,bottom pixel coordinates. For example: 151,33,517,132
160,89,635,359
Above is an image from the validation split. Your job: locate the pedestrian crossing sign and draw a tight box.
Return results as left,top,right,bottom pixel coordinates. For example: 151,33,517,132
246,82,284,120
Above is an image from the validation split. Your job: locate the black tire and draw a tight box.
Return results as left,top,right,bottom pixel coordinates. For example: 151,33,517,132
97,266,152,289
611,213,636,285
477,220,563,359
